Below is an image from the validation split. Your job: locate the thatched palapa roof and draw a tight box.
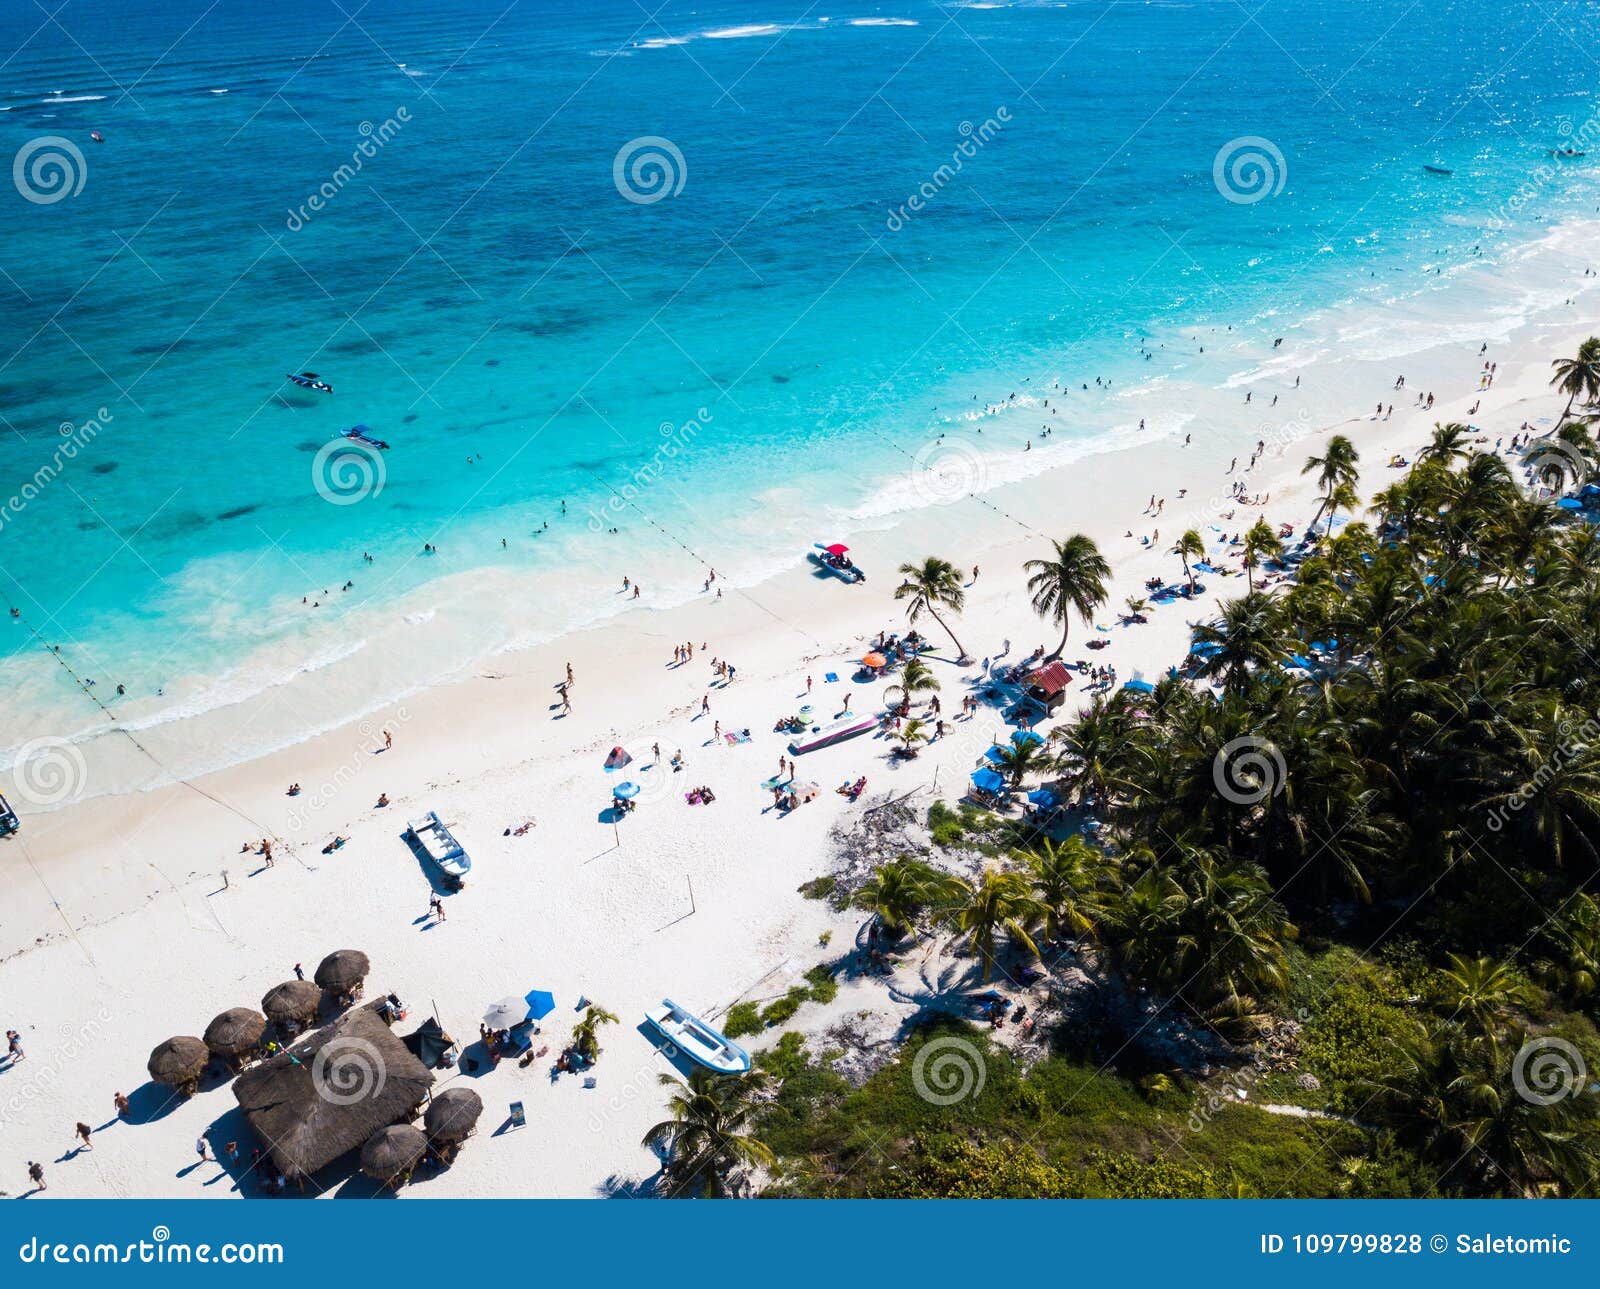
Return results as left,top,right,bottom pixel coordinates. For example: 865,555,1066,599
423,1087,483,1144
261,979,321,1025
361,1124,428,1183
233,1002,435,1179
147,1036,209,1087
204,1008,267,1058
314,949,370,994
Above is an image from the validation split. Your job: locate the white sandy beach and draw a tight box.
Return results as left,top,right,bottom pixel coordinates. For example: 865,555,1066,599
3,252,1598,1196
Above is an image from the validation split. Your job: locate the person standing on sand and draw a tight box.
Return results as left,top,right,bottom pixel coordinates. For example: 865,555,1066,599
113,1091,130,1118
384,729,393,751
293,962,304,980
806,675,813,693
261,839,273,868
196,1137,211,1164
7,1029,23,1062
701,695,710,715
27,1161,45,1192
75,1122,93,1151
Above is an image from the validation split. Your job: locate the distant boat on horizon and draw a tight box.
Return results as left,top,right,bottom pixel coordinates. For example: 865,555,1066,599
1423,163,1453,175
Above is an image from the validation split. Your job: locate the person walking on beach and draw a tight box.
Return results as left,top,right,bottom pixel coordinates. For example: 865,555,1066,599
806,675,813,693
196,1137,212,1164
75,1122,93,1151
6,1029,23,1062
384,729,393,751
701,694,710,715
293,962,304,980
261,838,273,868
113,1091,130,1118
27,1161,45,1193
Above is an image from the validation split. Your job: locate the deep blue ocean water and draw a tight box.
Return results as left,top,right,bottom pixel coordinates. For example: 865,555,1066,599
2,0,1599,775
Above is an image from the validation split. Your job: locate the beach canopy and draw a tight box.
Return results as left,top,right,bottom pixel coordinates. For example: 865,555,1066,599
1283,653,1315,671
1123,679,1156,694
1189,640,1224,657
862,652,887,668
1557,496,1584,511
360,1123,428,1184
970,768,1005,794
203,1008,267,1059
1011,730,1045,749
147,1035,209,1087
424,1087,484,1145
1024,661,1073,696
261,979,321,1026
823,543,849,555
314,949,371,994
613,780,640,799
1027,787,1059,808
235,1003,435,1180
482,997,529,1030
603,746,632,771
524,989,557,1021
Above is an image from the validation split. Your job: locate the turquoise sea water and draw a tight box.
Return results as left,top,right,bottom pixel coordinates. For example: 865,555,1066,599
2,0,1599,782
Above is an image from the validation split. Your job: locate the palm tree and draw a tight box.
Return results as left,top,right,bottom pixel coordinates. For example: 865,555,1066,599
1433,954,1528,1047
947,868,1045,981
1241,519,1283,592
895,717,929,757
1417,421,1473,467
895,557,969,662
899,657,940,702
1174,529,1205,594
852,855,953,940
1024,533,1111,660
643,1069,773,1197
1023,835,1106,942
1549,336,1600,429
571,1005,619,1064
989,735,1047,788
1190,593,1293,693
1302,434,1359,529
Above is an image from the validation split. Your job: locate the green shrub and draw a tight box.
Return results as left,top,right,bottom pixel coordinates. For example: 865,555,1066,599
1301,972,1414,1112
723,1001,762,1038
804,964,839,1005
761,987,808,1028
797,875,836,900
756,1031,809,1080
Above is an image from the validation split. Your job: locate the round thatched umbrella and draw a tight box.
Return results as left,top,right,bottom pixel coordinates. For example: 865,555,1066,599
313,949,370,996
424,1087,483,1147
360,1124,427,1186
203,1008,267,1062
261,980,321,1028
147,1036,209,1096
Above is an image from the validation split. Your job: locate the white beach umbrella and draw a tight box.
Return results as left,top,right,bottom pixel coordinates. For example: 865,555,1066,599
482,997,527,1029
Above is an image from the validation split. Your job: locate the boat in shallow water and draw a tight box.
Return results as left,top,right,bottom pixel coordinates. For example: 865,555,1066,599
645,999,751,1073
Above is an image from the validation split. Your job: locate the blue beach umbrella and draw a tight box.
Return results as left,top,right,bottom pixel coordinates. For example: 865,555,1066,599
1123,679,1156,694
523,989,557,1021
613,781,641,799
1027,787,1059,808
1556,497,1583,511
970,768,1005,794
1011,730,1045,749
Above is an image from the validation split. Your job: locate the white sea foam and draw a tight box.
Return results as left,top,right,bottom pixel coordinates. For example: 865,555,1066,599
704,24,784,38
849,16,919,24
39,93,106,103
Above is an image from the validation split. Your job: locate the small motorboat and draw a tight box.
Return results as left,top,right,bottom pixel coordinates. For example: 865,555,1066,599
286,371,332,392
808,541,864,583
408,810,470,883
342,424,389,450
0,792,19,837
645,999,751,1074
1422,163,1452,175
90,130,104,143
788,710,879,755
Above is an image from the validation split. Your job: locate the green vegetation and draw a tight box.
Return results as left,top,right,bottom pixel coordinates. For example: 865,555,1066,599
723,1001,763,1039
796,875,836,901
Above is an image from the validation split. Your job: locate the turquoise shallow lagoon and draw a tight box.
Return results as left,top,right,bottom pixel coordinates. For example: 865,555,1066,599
2,0,1598,781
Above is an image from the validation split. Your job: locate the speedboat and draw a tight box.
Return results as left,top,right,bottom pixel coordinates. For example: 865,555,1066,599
645,999,750,1074
286,371,332,392
408,810,470,882
808,542,864,583
788,710,878,755
342,424,389,450
1550,146,1587,158
0,792,19,837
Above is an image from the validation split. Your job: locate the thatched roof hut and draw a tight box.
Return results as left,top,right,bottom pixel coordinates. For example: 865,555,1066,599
423,1087,483,1145
203,1008,267,1060
147,1036,209,1093
233,1002,435,1180
314,949,370,995
261,979,321,1027
360,1124,428,1185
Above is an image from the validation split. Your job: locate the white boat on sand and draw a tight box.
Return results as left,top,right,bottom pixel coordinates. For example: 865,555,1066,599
645,999,751,1074
408,810,471,883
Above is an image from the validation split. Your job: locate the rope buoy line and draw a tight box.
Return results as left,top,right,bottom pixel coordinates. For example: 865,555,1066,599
885,439,1046,539
3,593,308,871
